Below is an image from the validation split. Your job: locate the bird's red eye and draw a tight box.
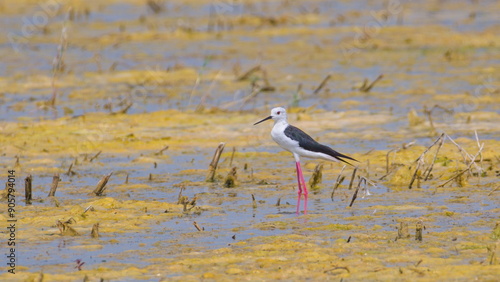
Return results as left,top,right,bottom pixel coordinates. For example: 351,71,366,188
277,111,281,115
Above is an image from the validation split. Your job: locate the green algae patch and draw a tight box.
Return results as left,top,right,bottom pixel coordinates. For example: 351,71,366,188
0,0,499,280
304,223,360,231
253,220,299,231
126,231,500,281
0,109,265,158
370,204,427,211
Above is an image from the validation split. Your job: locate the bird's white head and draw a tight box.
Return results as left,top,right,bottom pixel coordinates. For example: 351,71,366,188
270,107,287,122
254,107,287,125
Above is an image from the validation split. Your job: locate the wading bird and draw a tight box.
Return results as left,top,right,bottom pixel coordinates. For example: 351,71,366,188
254,107,357,214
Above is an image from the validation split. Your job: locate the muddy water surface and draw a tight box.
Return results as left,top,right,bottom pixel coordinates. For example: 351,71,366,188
0,0,499,280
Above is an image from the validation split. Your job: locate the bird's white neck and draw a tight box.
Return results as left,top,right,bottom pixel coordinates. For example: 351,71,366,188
273,119,288,127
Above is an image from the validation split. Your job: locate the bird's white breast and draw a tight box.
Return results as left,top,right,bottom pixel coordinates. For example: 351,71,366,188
271,121,299,152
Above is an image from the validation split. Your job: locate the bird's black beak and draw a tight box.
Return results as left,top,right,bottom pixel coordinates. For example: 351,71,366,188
254,115,272,125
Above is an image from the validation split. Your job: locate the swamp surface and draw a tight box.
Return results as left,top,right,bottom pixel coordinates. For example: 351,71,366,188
0,0,499,281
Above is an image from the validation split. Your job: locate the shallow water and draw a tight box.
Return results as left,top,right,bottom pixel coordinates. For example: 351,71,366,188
1,0,499,280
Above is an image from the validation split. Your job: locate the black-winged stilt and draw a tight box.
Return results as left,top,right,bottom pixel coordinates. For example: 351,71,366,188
254,107,357,214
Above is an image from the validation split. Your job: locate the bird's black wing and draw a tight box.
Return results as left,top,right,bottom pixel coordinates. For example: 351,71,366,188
284,125,358,165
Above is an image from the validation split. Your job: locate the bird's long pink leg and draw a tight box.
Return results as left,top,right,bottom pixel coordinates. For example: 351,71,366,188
295,161,303,214
295,162,303,214
296,161,308,214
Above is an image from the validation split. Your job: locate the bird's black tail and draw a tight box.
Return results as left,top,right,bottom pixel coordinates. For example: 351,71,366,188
329,150,358,166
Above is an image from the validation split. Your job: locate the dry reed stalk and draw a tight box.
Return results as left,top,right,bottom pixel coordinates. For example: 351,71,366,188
438,143,484,188
347,166,358,190
359,74,383,92
49,10,70,107
308,163,323,189
409,133,445,189
89,151,102,162
193,221,204,231
348,176,366,207
154,145,169,155
25,175,32,205
445,133,482,173
206,143,225,182
92,173,112,196
313,74,331,94
91,223,100,238
236,65,261,81
47,174,60,197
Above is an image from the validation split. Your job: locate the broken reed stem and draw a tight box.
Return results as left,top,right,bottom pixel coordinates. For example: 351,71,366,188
177,187,185,204
445,133,468,163
179,195,197,212
348,176,365,207
155,145,169,155
331,175,345,201
331,165,346,201
409,158,423,189
382,141,416,180
206,142,225,182
89,151,102,162
48,174,60,197
347,166,358,190
187,73,201,109
222,87,262,109
423,105,454,130
83,205,94,214
252,194,257,209
308,163,323,189
313,74,331,94
50,14,69,107
415,221,423,241
112,102,133,115
409,133,445,189
415,259,423,267
188,197,197,207
66,163,73,176
193,221,203,231
438,143,484,188
397,221,410,239
366,159,370,179
445,133,482,173
474,130,484,173
223,167,237,188
236,65,261,81
488,186,500,196
147,0,163,13
92,172,112,196
25,175,32,205
360,74,383,92
324,266,350,274
419,133,445,158
423,134,445,181
90,223,99,238
424,105,435,130
57,219,80,236
386,149,396,174
229,146,236,167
